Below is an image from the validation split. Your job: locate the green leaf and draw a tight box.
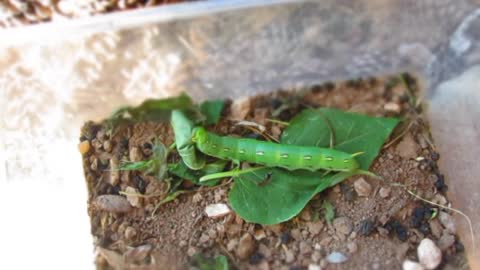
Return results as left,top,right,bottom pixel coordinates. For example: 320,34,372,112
200,100,225,125
169,160,228,187
229,108,399,225
171,110,206,170
191,254,229,270
322,200,335,225
119,160,154,171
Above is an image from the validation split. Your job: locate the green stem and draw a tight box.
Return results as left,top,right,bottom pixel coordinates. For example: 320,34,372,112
200,166,266,182
266,118,290,126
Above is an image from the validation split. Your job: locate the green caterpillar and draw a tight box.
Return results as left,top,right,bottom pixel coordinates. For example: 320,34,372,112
192,127,360,172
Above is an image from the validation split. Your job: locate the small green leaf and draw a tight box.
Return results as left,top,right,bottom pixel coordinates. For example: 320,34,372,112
322,200,335,225
119,160,154,171
169,160,228,186
229,108,399,224
171,110,205,170
200,100,225,125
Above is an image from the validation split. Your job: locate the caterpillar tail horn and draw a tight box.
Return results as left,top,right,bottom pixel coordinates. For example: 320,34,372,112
351,151,365,158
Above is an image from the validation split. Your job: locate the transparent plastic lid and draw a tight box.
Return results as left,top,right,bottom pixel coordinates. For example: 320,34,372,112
1,0,479,268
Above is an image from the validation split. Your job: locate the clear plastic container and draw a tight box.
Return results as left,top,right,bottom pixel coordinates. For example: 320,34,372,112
1,0,479,268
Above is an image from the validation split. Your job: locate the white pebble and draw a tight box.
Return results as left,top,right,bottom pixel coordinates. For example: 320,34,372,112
418,238,442,269
205,203,231,218
326,251,348,263
403,260,425,270
308,264,322,270
438,212,456,234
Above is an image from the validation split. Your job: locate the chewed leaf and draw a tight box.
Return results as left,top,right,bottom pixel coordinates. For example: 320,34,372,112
171,110,206,170
229,108,399,224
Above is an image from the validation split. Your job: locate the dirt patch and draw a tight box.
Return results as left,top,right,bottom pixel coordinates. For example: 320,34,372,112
80,74,468,269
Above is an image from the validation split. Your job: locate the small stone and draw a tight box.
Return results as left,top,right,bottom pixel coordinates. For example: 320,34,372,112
299,241,312,255
333,217,353,236
354,178,372,197
429,219,443,239
199,233,210,244
397,134,418,159
379,187,391,198
226,224,242,237
124,227,137,240
396,242,410,261
265,224,283,235
417,238,442,269
237,233,256,260
308,264,321,270
256,261,270,270
377,227,389,237
384,102,401,113
438,212,456,234
300,207,312,221
319,237,332,246
258,243,271,258
205,203,231,218
347,242,358,254
187,247,198,257
326,252,348,264
125,186,142,208
402,260,425,270
320,259,328,268
109,158,120,186
254,229,266,240
437,233,455,251
291,228,303,241
90,157,98,171
103,140,113,152
333,185,341,193
95,195,132,213
230,96,251,120
311,250,322,262
307,221,324,236
78,141,91,154
129,147,143,162
124,244,152,263
284,249,295,263
227,239,238,251
432,194,447,206
192,193,203,203
179,240,187,247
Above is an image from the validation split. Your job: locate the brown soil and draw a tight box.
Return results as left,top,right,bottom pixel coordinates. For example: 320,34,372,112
80,74,468,270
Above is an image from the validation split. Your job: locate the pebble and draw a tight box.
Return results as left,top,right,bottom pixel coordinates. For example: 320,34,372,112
333,217,353,236
438,212,456,234
300,207,312,221
258,243,272,258
103,140,112,152
396,134,418,159
227,224,242,237
311,251,322,262
94,195,132,213
199,233,210,244
299,241,312,255
395,242,410,260
227,239,238,251
92,139,103,150
284,249,295,263
377,227,389,237
256,261,270,270
265,224,283,235
379,187,391,198
230,96,251,120
333,185,341,193
109,158,120,186
129,147,143,162
354,178,372,197
291,228,303,241
308,264,321,270
187,247,198,257
402,260,425,270
124,244,152,263
437,233,455,251
428,219,443,239
205,203,231,218
326,252,348,264
432,194,447,206
125,186,142,208
417,238,442,269
307,221,324,236
384,102,401,113
254,229,267,240
237,233,256,259
347,242,358,254
78,140,91,154
319,237,332,246
124,226,137,240
90,157,98,171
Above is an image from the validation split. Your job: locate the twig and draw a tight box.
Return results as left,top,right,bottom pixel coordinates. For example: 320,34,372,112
382,121,414,149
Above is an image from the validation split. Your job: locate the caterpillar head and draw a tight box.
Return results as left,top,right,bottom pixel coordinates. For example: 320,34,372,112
192,127,208,144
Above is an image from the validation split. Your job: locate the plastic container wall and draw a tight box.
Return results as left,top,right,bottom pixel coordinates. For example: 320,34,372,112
1,0,479,268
